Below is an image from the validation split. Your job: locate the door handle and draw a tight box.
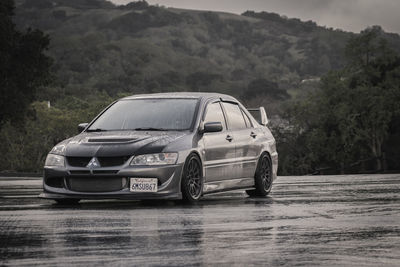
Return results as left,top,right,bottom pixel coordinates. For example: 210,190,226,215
226,135,233,142
250,132,257,138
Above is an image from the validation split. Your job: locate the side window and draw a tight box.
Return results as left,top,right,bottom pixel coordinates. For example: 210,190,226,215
241,109,252,128
222,102,246,130
204,102,226,130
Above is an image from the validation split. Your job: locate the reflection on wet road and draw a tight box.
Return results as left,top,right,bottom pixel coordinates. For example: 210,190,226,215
0,174,399,266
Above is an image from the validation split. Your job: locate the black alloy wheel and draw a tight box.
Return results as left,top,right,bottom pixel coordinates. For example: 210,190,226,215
246,153,273,197
181,154,203,203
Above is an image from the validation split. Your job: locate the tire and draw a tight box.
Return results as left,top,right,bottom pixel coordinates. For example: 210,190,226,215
54,199,80,205
246,153,273,197
181,154,203,204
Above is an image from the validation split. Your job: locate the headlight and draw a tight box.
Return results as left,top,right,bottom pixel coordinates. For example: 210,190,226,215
130,153,178,166
50,144,66,155
45,154,65,167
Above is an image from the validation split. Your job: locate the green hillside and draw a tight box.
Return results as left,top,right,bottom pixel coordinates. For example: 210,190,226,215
14,0,371,109
2,0,399,173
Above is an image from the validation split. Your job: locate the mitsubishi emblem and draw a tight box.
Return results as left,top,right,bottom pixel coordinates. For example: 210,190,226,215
87,157,100,168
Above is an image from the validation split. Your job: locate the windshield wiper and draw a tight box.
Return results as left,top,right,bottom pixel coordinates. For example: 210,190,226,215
86,128,108,132
133,127,169,131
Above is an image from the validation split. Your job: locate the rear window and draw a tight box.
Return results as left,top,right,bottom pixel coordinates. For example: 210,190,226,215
222,102,247,130
241,109,252,128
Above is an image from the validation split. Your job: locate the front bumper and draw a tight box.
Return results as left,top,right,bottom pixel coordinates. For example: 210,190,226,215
39,164,184,200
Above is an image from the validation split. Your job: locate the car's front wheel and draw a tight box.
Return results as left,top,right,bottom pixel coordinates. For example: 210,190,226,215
181,154,203,203
246,153,273,197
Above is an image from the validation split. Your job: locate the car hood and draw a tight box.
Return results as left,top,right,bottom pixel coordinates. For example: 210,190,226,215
62,131,188,157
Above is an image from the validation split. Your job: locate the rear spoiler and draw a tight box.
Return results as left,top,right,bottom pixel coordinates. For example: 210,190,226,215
247,107,268,126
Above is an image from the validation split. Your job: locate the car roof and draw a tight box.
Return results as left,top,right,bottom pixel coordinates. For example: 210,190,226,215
120,92,237,102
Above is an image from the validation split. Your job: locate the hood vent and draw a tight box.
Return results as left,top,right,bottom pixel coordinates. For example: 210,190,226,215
87,137,137,143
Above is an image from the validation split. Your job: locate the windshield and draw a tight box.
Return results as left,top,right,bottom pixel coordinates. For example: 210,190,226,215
87,98,199,131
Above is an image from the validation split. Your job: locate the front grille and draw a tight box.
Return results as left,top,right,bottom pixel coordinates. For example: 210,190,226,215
92,170,119,175
67,177,127,192
69,170,118,175
67,157,91,167
98,156,130,167
70,170,91,175
67,156,130,167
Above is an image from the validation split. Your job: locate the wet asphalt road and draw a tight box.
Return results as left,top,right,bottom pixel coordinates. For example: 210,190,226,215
0,174,399,266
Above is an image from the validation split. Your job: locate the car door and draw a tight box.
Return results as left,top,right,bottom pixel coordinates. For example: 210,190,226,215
221,102,260,179
239,108,262,177
220,102,247,179
202,101,236,183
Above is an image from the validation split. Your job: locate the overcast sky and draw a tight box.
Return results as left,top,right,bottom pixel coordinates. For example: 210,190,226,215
110,0,400,34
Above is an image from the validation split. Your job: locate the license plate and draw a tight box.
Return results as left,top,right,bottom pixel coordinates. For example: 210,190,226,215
130,178,158,192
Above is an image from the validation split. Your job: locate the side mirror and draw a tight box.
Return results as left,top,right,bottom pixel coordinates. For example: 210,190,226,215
203,122,223,133
78,123,88,133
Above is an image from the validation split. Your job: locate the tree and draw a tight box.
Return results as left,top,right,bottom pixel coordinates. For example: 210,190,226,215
123,1,149,10
244,78,289,100
278,27,400,174
0,0,52,128
343,27,400,170
0,95,114,172
185,72,223,91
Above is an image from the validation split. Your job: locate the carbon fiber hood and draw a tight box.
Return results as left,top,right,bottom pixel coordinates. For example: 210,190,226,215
61,131,188,157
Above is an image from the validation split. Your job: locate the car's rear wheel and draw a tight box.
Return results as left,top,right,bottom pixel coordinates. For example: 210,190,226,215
54,199,80,205
181,154,203,203
246,153,273,197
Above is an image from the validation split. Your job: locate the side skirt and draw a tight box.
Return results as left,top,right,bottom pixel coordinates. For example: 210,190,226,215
202,177,255,195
